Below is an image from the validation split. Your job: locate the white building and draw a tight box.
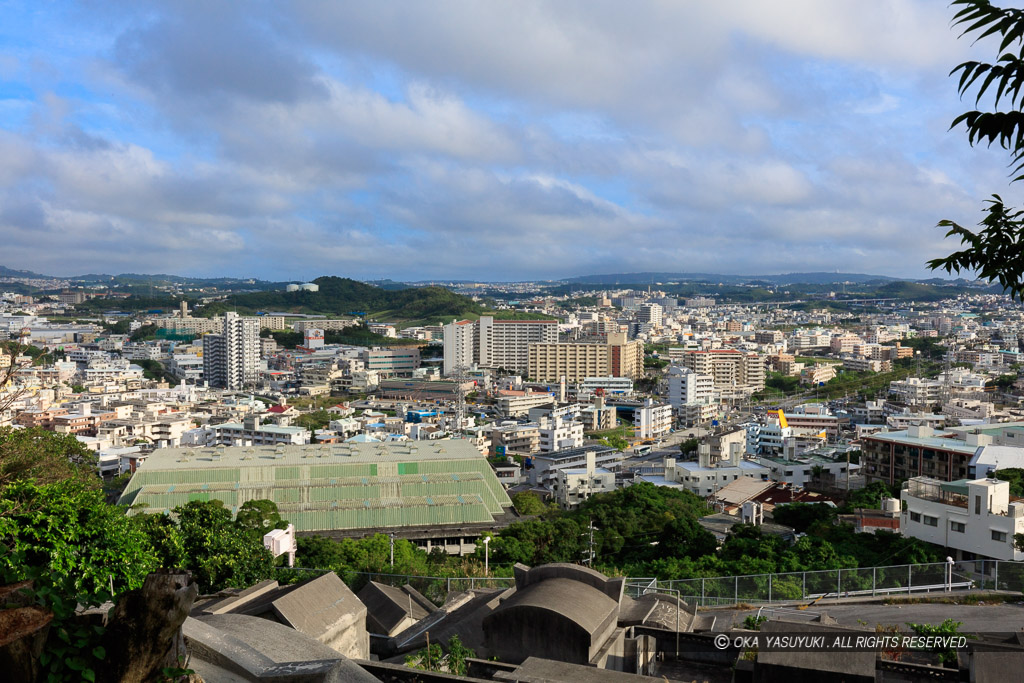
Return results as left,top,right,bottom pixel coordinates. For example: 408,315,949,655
554,450,616,509
666,366,715,427
634,399,673,439
580,376,634,396
442,316,559,375
202,312,261,390
211,414,310,446
900,476,1024,561
640,445,771,498
637,303,663,329
538,416,584,453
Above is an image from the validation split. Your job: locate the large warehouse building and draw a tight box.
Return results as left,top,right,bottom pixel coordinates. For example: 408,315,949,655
118,440,514,554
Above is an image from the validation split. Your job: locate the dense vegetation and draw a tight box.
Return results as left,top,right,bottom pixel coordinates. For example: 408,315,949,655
262,324,422,349
199,276,485,322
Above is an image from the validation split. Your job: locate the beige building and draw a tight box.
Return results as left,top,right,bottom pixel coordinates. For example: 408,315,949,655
679,349,765,398
527,332,643,382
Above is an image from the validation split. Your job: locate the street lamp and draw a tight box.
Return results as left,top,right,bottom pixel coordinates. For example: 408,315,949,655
483,536,491,577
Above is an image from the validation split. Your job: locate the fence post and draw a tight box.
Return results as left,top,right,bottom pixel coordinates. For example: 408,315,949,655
872,566,876,597
802,572,806,600
701,578,705,607
995,560,999,590
735,575,738,604
447,577,451,593
837,570,841,599
769,574,773,603
908,565,912,594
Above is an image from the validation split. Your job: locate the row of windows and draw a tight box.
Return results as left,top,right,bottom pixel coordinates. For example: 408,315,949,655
908,512,1010,541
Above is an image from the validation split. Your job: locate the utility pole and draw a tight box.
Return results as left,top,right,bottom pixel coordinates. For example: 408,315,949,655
582,518,597,566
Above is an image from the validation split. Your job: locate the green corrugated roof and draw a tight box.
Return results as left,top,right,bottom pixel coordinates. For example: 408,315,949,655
118,439,512,532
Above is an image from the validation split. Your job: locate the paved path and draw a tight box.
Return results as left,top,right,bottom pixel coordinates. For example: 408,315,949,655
713,601,1024,633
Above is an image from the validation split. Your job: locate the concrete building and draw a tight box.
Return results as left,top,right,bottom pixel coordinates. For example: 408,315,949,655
580,376,634,396
553,450,616,508
634,399,672,439
678,349,765,398
666,366,715,427
636,303,663,328
202,312,261,390
211,414,310,446
640,445,771,498
538,416,584,453
359,347,420,375
527,332,644,382
900,476,1024,561
861,425,985,485
442,316,559,375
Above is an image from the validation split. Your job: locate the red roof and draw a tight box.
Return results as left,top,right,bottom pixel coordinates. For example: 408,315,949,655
266,405,290,413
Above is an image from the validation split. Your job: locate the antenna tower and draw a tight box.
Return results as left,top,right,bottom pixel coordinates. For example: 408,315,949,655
940,343,954,409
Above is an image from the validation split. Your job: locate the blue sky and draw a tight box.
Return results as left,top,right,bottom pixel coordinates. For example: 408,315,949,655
0,0,1019,282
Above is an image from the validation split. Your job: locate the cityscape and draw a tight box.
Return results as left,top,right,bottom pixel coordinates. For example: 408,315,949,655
6,1,1024,682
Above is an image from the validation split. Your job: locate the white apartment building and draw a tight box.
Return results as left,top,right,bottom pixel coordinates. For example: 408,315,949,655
900,476,1024,561
554,452,617,509
211,415,310,446
538,416,585,453
679,349,765,398
167,354,204,382
580,376,634,396
442,316,559,375
666,366,716,427
634,399,673,439
637,303,663,328
843,357,892,373
202,312,261,390
640,447,771,498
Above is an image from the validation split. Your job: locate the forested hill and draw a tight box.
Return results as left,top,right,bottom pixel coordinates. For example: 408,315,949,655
199,276,485,322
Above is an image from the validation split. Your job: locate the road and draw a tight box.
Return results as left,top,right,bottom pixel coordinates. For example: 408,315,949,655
713,600,1024,633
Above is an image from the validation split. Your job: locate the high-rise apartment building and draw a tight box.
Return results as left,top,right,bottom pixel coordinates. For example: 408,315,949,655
680,349,765,398
202,312,261,389
637,303,663,328
442,316,559,375
527,332,644,382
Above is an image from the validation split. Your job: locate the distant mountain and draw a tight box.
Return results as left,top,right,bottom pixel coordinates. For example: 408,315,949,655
562,271,909,286
0,265,59,280
198,276,484,323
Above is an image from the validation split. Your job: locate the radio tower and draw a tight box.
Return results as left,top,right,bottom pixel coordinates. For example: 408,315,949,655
940,343,954,411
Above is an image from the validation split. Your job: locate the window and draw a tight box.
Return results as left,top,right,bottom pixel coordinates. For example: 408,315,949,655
923,515,938,527
951,521,966,533
976,496,982,515
992,530,1008,542
910,511,921,523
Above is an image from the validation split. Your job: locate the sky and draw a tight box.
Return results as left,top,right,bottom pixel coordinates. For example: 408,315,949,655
0,0,1020,282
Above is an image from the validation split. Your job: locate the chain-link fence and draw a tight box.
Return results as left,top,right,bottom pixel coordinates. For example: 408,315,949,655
279,559,1023,608
629,560,989,607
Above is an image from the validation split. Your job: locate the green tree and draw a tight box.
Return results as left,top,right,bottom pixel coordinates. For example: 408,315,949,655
679,438,700,455
0,426,98,487
511,491,545,516
0,479,159,681
907,618,971,665
235,499,287,532
929,1,1024,299
173,500,276,591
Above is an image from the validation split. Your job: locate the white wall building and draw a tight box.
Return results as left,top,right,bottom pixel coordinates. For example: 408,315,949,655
538,416,584,453
202,312,261,390
442,316,558,376
634,399,673,439
900,476,1024,561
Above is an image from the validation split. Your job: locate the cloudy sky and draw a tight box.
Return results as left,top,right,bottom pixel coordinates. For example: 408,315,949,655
0,1,1018,281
